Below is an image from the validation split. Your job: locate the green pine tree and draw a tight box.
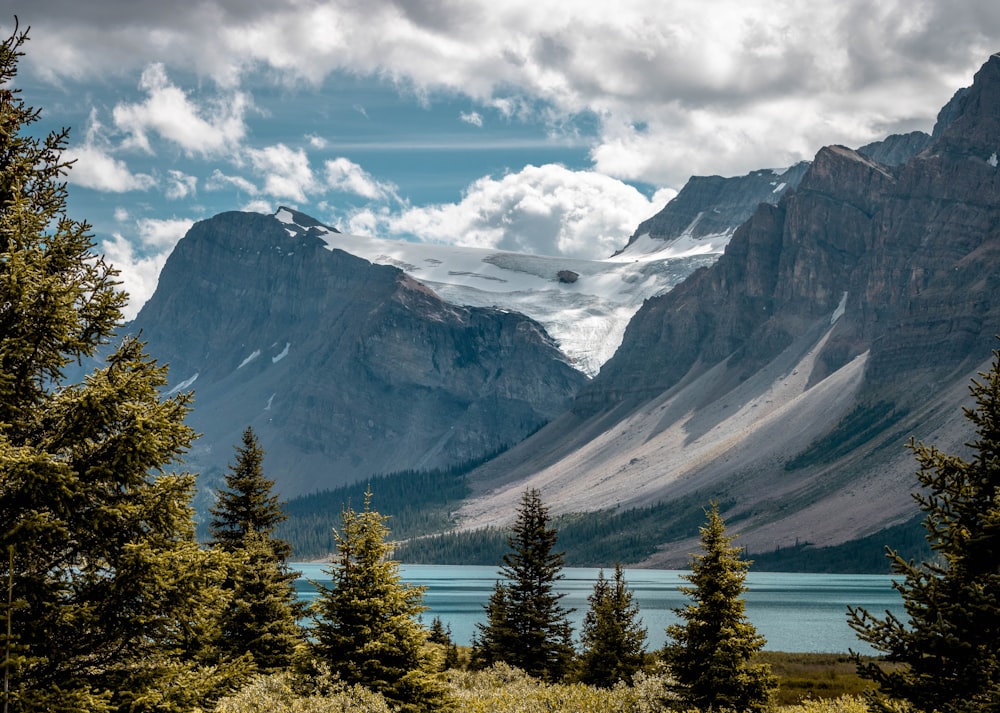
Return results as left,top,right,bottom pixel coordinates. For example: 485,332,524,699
472,488,574,681
0,23,245,712
309,490,449,712
662,502,776,711
848,346,1000,712
210,427,302,672
210,426,292,561
576,563,647,687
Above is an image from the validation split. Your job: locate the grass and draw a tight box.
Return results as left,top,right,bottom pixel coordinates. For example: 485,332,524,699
760,651,885,705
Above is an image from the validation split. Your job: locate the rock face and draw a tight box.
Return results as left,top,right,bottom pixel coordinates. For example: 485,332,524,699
623,163,811,248
132,211,587,497
458,54,1000,564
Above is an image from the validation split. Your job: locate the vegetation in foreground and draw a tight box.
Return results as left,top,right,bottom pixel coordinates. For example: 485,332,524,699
3,20,1000,713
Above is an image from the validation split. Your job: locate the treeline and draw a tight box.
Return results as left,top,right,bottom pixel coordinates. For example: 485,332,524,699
277,450,505,559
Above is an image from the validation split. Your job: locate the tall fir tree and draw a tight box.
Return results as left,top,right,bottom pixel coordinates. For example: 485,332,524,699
310,490,449,712
662,502,775,712
848,347,1000,712
210,427,302,673
576,563,647,687
210,426,292,560
472,488,574,681
0,23,245,712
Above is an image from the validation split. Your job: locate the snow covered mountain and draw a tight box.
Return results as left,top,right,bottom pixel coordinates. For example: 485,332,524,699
276,207,722,376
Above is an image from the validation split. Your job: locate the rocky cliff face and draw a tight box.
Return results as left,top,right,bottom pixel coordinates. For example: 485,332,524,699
624,162,811,248
132,210,586,497
458,54,1000,564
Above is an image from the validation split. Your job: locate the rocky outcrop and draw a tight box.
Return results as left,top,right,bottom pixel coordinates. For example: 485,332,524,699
132,211,586,497
623,162,811,248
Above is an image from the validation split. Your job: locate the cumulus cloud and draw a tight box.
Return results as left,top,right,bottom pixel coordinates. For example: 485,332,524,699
324,158,399,201
63,144,157,192
362,164,660,258
16,1,1000,187
113,63,250,157
460,111,483,127
165,170,198,200
246,144,317,202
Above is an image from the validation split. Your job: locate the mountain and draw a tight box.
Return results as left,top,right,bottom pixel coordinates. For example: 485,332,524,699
454,53,1000,566
128,210,586,496
277,209,720,376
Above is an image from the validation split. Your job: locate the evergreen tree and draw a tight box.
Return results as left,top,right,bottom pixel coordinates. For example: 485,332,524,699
210,427,302,672
662,502,775,711
576,564,647,687
0,23,245,711
472,488,574,681
210,426,292,561
848,347,1000,712
310,490,449,712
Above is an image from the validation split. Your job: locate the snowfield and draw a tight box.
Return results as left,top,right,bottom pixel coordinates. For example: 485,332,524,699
276,207,727,375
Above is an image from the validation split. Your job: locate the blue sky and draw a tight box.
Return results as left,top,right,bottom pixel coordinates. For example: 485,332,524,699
5,1,998,317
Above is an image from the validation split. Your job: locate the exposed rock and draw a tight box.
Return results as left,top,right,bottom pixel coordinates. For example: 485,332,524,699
556,270,579,284
622,162,811,249
131,210,587,497
459,53,1000,563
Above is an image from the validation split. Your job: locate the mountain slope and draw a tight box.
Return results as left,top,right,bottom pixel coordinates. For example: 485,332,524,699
130,210,586,497
456,53,1000,565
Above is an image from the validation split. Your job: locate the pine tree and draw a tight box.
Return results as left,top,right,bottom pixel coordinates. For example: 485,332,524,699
0,24,245,712
209,427,302,672
310,490,449,712
576,563,647,687
662,502,776,711
472,488,574,681
848,347,1000,712
210,426,292,561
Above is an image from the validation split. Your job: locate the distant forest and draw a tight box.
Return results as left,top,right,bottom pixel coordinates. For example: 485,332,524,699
276,459,931,573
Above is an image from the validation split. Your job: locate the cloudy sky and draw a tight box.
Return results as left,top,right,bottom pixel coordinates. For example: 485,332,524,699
5,2,998,316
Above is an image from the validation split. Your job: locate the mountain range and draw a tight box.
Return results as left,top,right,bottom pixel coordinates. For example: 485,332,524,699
126,53,1000,566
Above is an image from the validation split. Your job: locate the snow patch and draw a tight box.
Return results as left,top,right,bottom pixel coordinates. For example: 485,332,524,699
238,350,261,369
272,343,290,363
831,291,848,324
275,207,296,224
265,393,275,410
772,182,787,194
989,152,998,168
166,372,198,395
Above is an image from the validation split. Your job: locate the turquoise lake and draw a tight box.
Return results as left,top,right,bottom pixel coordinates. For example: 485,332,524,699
294,563,904,654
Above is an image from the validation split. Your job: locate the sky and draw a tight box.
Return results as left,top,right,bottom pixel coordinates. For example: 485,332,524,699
4,1,999,318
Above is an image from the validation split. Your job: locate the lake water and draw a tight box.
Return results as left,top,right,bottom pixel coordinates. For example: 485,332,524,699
294,564,903,654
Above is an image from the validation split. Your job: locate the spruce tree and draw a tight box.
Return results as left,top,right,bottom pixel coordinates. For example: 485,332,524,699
209,427,302,672
662,502,775,711
0,23,244,712
473,488,574,681
210,426,292,561
848,347,1000,712
310,490,448,712
576,563,647,687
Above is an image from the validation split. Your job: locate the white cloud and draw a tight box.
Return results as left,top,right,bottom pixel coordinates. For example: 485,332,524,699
112,63,250,157
324,158,398,201
165,170,198,200
368,164,660,258
206,169,259,195
63,144,157,192
460,111,483,127
246,144,317,202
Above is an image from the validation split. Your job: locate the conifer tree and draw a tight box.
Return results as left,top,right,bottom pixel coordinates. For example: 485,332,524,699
848,346,1000,712
210,426,292,561
310,490,448,712
209,427,302,672
473,488,574,681
0,23,244,711
576,563,647,687
662,502,775,711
